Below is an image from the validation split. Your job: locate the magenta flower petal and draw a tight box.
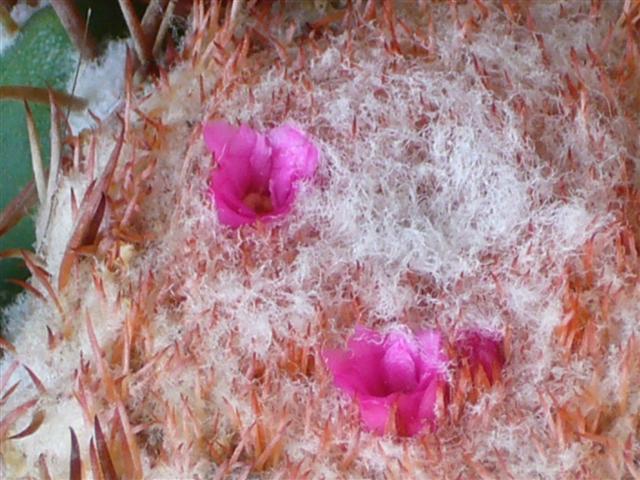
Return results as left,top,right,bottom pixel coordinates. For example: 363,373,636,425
204,121,318,227
323,327,387,397
382,333,418,392
203,120,238,159
247,134,272,189
324,327,448,437
323,348,380,397
222,125,272,192
214,125,269,195
394,392,421,436
267,125,319,207
456,329,505,383
211,171,258,227
358,395,396,435
416,378,440,425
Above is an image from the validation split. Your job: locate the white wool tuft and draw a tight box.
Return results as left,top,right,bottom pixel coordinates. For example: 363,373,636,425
68,40,128,134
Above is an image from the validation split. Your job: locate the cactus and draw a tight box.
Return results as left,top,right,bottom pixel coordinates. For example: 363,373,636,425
1,1,639,478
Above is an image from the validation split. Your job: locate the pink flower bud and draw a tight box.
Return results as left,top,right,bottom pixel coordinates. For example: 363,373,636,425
455,329,505,384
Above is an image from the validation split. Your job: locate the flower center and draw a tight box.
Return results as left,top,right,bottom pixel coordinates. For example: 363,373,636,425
243,191,273,214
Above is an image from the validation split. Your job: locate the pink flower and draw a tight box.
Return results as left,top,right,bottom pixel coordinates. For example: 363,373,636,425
455,329,505,384
204,120,319,227
323,326,448,437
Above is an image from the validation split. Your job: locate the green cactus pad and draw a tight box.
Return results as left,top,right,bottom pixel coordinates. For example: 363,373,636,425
0,7,75,313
